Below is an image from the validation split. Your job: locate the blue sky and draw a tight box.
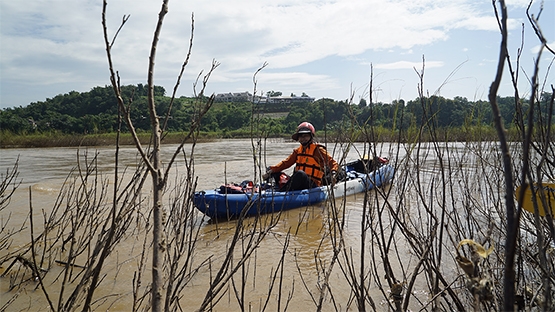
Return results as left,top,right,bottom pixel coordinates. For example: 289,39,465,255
1,0,553,109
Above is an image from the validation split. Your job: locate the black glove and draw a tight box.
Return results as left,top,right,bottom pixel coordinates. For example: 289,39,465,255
262,169,273,180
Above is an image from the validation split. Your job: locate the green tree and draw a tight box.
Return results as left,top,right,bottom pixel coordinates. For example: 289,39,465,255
266,91,282,97
358,98,367,108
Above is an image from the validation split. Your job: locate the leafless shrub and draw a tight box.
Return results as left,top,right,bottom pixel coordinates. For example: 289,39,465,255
0,158,22,259
1,1,553,311
279,2,554,311
0,149,148,311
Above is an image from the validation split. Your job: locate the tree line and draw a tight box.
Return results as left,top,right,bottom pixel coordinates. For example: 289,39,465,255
1,84,553,136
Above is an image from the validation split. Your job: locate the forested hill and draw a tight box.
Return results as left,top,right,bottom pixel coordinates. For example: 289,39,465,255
0,84,552,136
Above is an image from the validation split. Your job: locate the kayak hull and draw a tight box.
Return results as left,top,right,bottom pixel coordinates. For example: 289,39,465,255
516,183,555,217
194,164,394,219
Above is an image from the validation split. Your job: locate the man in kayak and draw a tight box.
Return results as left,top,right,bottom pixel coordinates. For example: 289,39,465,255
263,122,340,191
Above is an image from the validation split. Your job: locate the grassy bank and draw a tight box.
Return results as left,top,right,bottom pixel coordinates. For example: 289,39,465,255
0,131,221,148
0,126,525,148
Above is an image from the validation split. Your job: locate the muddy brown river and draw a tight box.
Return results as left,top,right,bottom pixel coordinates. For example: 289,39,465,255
0,139,502,311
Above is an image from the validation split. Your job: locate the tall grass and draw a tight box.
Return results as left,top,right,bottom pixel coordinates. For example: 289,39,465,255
0,130,219,148
0,125,530,148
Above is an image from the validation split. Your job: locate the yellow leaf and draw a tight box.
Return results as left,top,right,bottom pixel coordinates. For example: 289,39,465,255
455,255,475,277
458,239,494,258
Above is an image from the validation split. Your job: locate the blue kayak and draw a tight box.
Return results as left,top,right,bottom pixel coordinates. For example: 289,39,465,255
193,160,394,220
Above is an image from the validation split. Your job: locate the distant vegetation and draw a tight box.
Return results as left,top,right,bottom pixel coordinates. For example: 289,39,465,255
0,84,553,146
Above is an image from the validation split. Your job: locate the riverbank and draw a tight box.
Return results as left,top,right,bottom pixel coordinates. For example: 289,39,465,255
0,131,262,148
1,126,525,148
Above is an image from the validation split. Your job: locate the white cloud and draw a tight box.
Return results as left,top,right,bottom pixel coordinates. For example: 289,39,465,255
1,0,553,108
530,41,555,54
375,60,444,70
505,0,538,8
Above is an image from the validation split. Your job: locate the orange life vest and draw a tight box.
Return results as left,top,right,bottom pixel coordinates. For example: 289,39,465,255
294,143,326,185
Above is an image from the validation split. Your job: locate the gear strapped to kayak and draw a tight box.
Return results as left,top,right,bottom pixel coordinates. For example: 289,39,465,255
219,180,266,194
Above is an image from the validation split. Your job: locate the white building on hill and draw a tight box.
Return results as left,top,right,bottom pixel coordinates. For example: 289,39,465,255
215,92,314,104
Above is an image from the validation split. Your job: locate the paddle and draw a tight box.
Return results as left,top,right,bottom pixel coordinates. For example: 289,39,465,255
516,183,555,217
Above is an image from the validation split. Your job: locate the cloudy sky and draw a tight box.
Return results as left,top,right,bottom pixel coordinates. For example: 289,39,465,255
1,0,553,109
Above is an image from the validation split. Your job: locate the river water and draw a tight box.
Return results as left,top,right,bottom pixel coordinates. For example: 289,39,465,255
0,139,504,311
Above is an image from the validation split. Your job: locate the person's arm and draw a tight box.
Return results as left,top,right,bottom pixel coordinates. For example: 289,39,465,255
270,149,297,172
316,146,339,184
319,146,339,172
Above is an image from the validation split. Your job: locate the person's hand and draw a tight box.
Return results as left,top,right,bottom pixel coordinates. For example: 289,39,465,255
262,169,272,180
331,171,337,186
